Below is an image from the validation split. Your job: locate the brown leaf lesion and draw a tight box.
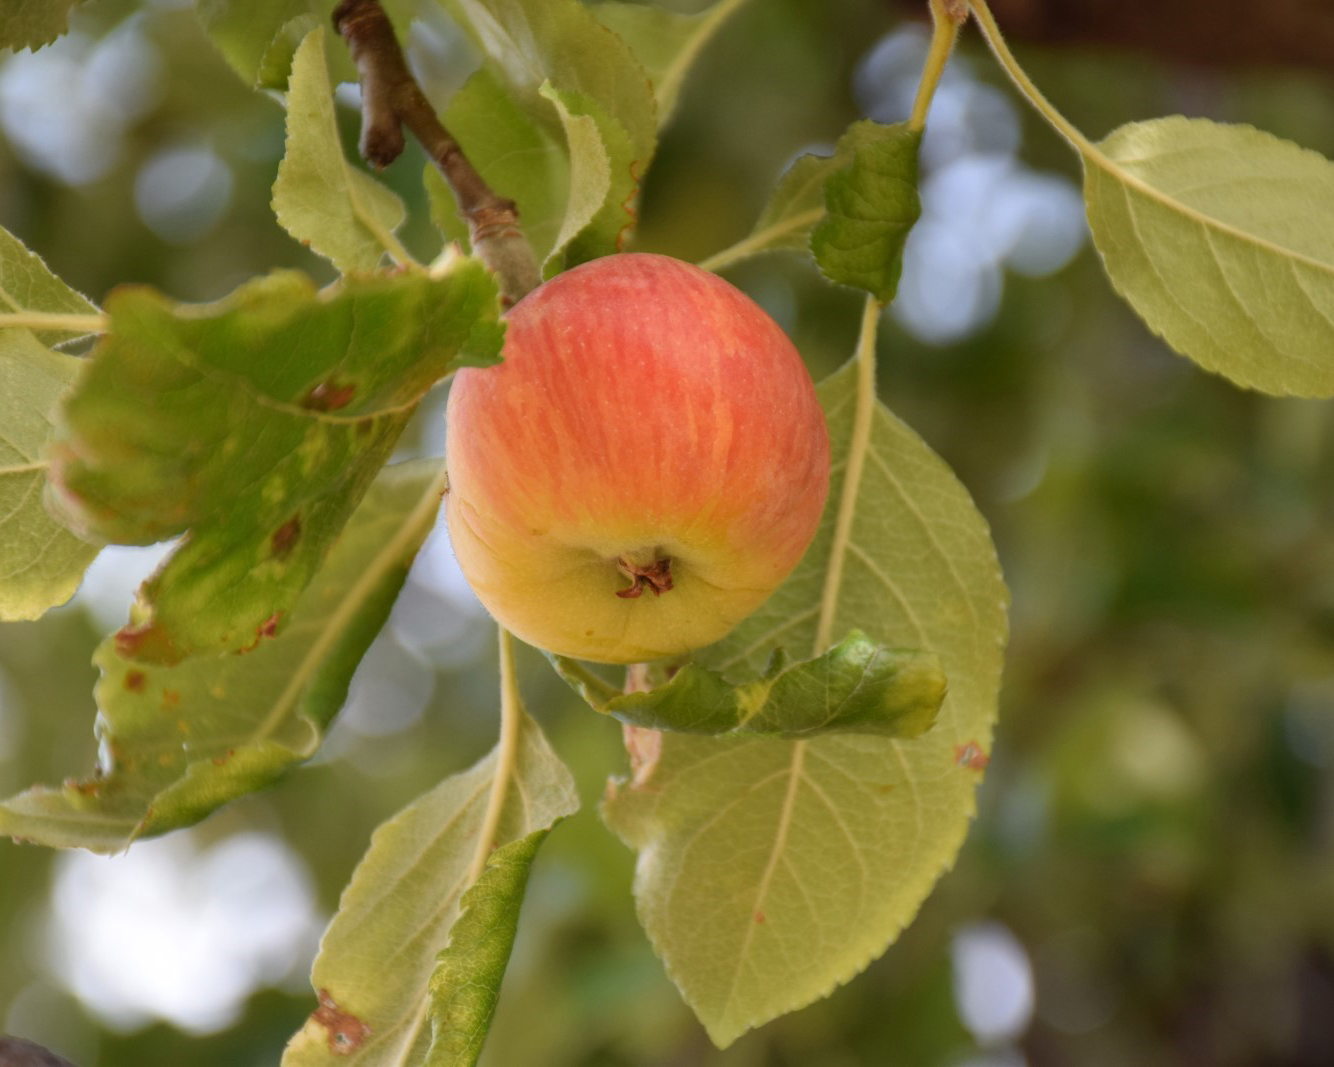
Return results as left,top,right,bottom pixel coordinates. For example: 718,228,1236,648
311,988,371,1055
301,381,357,412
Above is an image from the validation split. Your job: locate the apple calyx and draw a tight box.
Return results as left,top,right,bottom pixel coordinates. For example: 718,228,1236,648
615,555,674,599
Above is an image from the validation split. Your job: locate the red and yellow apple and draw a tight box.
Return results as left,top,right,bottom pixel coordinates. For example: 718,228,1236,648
445,253,830,663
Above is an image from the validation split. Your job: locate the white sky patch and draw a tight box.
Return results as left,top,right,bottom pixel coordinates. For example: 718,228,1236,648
951,920,1036,1045
46,831,323,1034
0,21,161,185
72,541,177,635
407,514,488,620
134,144,234,244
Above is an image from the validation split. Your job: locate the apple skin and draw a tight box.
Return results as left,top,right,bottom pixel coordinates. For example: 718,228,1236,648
445,253,830,664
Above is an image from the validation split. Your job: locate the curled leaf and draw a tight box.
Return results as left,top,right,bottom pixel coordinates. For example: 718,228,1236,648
553,630,945,740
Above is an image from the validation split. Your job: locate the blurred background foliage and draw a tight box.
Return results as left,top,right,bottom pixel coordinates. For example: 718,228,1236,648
3,1,1334,1065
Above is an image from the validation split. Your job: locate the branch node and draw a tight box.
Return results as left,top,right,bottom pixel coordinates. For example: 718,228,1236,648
332,0,541,303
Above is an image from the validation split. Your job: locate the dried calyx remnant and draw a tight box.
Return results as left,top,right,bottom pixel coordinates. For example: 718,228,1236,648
616,555,674,599
331,0,540,305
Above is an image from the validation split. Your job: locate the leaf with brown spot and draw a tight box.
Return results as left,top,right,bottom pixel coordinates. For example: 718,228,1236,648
311,990,370,1055
604,361,1008,1046
283,707,578,1067
0,461,449,852
302,381,358,413
47,262,502,664
272,517,302,560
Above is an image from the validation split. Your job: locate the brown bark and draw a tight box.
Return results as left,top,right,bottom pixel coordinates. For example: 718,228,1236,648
331,0,541,305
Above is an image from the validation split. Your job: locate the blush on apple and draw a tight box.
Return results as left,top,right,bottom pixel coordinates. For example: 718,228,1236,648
445,253,830,664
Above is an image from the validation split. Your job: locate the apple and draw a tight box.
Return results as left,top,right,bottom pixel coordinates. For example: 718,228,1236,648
445,253,830,664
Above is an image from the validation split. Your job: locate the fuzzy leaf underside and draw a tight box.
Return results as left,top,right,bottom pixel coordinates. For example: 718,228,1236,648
283,709,579,1067
552,630,945,740
1084,116,1334,397
423,832,548,1067
47,263,500,664
811,124,922,303
603,359,1008,1046
0,460,447,852
274,28,407,273
0,332,99,621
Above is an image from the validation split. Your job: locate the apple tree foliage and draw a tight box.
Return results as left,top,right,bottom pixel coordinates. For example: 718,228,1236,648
3,0,1334,1060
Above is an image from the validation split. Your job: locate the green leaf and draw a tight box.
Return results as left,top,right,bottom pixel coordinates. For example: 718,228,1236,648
705,120,916,271
283,707,578,1066
444,0,656,162
539,83,637,265
440,0,658,257
603,357,1008,1046
424,67,570,262
423,832,547,1067
552,630,944,739
197,0,325,88
810,124,922,303
48,261,502,663
1084,116,1334,397
256,13,325,90
1,0,86,51
0,460,448,852
273,28,407,273
0,331,99,621
0,224,100,346
195,0,416,89
590,0,749,127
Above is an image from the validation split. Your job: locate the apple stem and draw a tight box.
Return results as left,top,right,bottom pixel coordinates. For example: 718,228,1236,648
615,556,674,599
331,0,542,306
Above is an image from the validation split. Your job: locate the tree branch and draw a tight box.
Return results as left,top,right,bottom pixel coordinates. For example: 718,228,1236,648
332,0,541,305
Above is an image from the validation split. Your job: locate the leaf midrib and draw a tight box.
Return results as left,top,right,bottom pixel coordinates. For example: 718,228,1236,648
1086,138,1334,279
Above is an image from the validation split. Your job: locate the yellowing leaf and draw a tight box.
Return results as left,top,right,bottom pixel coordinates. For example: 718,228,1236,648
0,225,99,347
0,461,448,852
1085,117,1334,396
284,706,578,1067
604,355,1008,1046
0,331,99,621
274,28,407,273
0,224,102,619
